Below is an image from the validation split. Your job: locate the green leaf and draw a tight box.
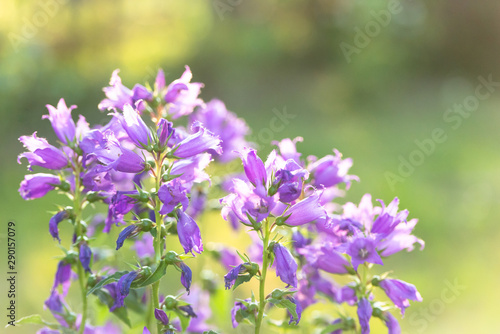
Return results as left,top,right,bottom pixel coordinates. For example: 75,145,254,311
232,274,252,290
132,260,167,288
87,271,129,296
320,323,344,334
92,287,132,327
174,309,191,332
272,299,297,323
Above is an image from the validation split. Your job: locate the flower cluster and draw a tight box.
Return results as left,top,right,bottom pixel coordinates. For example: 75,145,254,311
17,66,423,334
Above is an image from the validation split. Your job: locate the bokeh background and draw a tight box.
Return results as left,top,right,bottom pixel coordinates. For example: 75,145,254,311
1,0,500,333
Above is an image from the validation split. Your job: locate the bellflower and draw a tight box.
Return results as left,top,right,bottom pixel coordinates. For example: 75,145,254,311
176,209,203,255
379,278,422,315
238,147,267,187
384,312,401,334
158,180,189,214
43,98,77,144
279,191,327,226
179,262,192,293
116,271,139,307
79,244,92,273
164,65,204,118
292,230,311,250
19,173,61,200
18,133,68,171
169,153,212,184
99,70,151,111
301,245,350,274
357,298,372,334
346,236,384,271
273,137,304,164
106,191,137,232
116,225,140,250
371,197,409,237
378,218,425,257
154,308,169,326
190,99,250,162
273,243,298,288
287,296,302,325
157,118,173,148
273,159,309,203
178,305,197,318
231,299,250,328
52,261,72,296
308,149,358,189
172,123,222,158
224,263,246,290
114,104,153,148
49,210,69,242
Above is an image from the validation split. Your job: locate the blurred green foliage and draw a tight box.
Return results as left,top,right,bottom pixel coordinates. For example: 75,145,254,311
1,0,500,333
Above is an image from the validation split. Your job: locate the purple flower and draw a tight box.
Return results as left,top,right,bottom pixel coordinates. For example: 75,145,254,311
288,296,302,325
292,230,311,250
18,133,68,171
371,198,409,236
114,104,153,148
19,173,61,200
238,147,267,187
219,248,240,270
45,290,64,314
179,262,192,293
170,153,212,184
329,319,343,334
49,210,69,242
273,159,309,203
190,99,250,162
224,263,246,290
172,123,222,158
79,244,92,273
164,66,204,119
158,180,189,214
43,98,77,144
357,298,372,334
379,279,422,315
273,243,298,288
52,261,72,296
157,119,173,148
378,218,425,256
105,191,137,232
143,327,151,334
384,312,401,334
116,225,140,250
116,271,138,307
176,210,203,255
154,308,169,325
280,191,327,226
178,305,197,318
231,300,249,328
301,245,350,274
98,70,140,111
273,137,303,164
347,237,383,271
308,150,358,189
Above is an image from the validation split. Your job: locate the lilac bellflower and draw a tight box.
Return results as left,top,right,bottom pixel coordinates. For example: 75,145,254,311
346,236,383,271
171,122,222,158
19,173,61,200
164,65,204,119
273,243,298,288
357,298,372,334
176,209,203,255
279,191,327,226
114,104,153,149
43,98,77,144
18,132,68,171
379,278,422,315
49,210,69,243
79,243,92,273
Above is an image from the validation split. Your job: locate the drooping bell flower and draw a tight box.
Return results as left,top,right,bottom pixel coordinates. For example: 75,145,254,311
52,261,72,296
116,271,139,307
272,137,303,164
378,278,422,315
357,298,372,334
378,218,425,257
287,296,302,325
116,225,141,250
49,210,69,243
273,243,298,288
43,98,77,144
79,244,92,273
179,262,192,293
383,311,401,334
18,133,68,171
157,119,174,149
178,305,197,318
308,149,358,189
176,210,203,255
371,197,409,236
19,173,62,200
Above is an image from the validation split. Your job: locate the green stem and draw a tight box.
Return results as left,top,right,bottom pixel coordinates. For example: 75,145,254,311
255,219,270,334
73,163,88,334
151,154,164,334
